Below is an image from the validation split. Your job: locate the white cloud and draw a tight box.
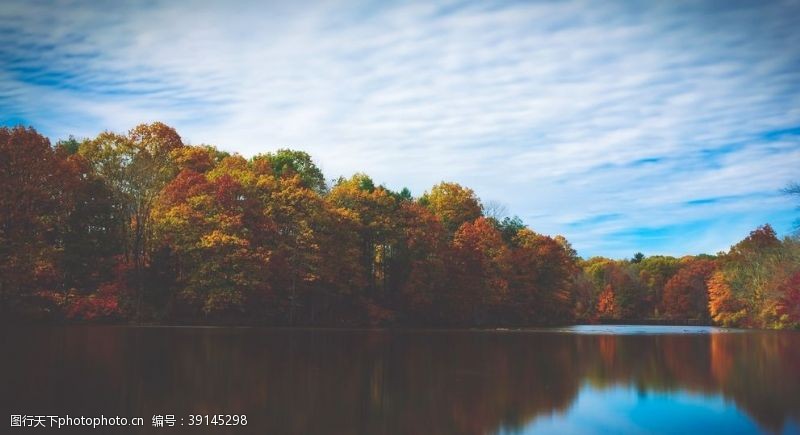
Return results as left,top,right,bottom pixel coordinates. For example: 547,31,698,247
1,0,799,257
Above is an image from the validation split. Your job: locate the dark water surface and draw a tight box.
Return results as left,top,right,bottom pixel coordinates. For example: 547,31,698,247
1,325,799,434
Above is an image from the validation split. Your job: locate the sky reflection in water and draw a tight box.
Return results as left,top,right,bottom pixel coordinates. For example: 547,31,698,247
1,325,798,434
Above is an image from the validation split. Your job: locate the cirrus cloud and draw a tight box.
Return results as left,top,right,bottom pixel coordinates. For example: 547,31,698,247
1,0,799,257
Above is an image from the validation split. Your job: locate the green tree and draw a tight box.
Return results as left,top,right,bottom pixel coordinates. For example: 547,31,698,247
637,255,681,316
256,149,327,193
492,216,525,245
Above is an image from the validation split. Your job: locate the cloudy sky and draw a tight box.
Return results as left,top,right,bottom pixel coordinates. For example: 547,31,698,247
1,0,799,258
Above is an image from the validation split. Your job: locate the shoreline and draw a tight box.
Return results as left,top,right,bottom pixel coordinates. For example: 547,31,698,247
5,321,791,333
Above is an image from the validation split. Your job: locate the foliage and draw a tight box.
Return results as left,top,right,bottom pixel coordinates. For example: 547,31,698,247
65,283,122,321
449,217,510,324
2,124,798,329
705,226,800,328
582,258,644,320
78,122,184,318
707,271,747,327
637,255,681,316
420,182,483,234
254,149,327,193
661,259,717,321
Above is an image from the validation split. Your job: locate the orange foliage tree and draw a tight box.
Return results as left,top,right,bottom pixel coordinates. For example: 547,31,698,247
707,271,747,327
662,259,717,321
449,217,510,324
507,229,576,324
5,123,798,329
596,285,616,320
420,182,483,235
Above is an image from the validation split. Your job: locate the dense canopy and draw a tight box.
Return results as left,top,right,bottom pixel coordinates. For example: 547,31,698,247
1,124,798,328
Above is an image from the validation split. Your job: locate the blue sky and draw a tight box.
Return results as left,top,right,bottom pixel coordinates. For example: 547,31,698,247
1,0,799,258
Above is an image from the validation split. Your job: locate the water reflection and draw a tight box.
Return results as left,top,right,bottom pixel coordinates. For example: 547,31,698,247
1,326,799,434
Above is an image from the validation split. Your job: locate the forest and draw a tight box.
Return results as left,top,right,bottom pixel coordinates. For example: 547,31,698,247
1,123,799,328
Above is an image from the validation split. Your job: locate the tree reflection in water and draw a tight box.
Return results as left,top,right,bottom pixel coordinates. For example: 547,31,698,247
1,326,798,434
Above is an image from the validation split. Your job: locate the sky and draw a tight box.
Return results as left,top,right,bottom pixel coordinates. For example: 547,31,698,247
1,0,799,258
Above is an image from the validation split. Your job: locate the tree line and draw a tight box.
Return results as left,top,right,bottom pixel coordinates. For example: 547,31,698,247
1,123,798,328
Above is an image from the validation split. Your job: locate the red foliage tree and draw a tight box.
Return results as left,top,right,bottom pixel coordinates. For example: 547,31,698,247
776,271,800,327
0,127,75,315
449,217,510,324
596,285,616,320
662,259,717,321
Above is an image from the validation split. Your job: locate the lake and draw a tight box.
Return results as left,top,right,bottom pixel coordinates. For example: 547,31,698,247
1,325,799,434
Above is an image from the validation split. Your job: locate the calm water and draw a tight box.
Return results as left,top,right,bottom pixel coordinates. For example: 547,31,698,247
1,325,799,434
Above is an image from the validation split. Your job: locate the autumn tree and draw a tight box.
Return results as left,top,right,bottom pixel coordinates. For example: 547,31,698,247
171,144,229,173
583,258,644,320
449,217,510,324
761,237,800,329
0,127,69,314
79,122,183,317
596,285,616,320
775,271,800,328
636,255,681,316
265,168,364,324
153,150,368,324
661,259,717,321
395,202,449,323
420,182,483,234
7,121,797,329
708,225,800,328
554,235,579,263
328,174,400,299
57,150,125,293
569,271,595,321
707,271,746,327
152,154,275,319
506,229,576,324
713,225,778,327
255,149,327,193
